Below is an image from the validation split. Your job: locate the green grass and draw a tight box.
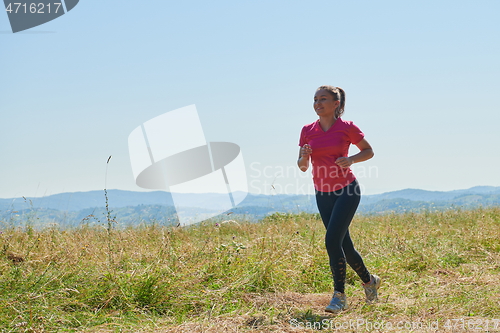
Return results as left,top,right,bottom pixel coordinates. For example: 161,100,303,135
1,208,499,332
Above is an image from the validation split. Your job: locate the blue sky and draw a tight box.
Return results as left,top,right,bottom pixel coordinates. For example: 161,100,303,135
1,0,499,199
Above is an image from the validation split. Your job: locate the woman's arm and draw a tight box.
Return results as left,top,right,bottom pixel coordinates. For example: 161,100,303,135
297,144,312,172
335,138,374,168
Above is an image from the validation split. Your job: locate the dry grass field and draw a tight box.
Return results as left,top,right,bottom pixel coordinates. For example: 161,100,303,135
1,208,499,332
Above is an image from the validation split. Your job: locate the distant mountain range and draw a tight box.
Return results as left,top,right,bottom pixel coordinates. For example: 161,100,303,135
1,186,499,228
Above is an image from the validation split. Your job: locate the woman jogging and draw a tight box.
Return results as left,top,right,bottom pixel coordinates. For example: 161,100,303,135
297,85,380,313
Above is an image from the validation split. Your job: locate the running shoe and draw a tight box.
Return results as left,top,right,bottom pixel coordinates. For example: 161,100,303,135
363,274,381,303
325,291,348,313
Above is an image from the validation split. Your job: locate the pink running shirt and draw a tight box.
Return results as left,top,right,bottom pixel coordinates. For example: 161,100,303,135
299,118,364,192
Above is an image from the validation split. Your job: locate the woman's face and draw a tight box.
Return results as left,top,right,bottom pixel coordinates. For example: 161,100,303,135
314,89,339,118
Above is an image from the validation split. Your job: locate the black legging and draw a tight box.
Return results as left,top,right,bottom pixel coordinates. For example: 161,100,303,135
315,179,371,293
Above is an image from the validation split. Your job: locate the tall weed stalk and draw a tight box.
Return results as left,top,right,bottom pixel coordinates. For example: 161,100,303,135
104,155,116,266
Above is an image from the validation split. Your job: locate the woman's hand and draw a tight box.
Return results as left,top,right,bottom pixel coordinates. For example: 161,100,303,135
300,144,312,158
335,156,353,168
298,144,312,172
336,138,374,168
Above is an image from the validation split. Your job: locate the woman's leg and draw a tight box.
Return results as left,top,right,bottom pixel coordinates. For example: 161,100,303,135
316,181,361,293
342,230,371,284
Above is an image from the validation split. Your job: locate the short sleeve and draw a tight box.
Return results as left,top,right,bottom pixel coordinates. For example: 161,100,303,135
299,126,307,146
349,122,365,145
